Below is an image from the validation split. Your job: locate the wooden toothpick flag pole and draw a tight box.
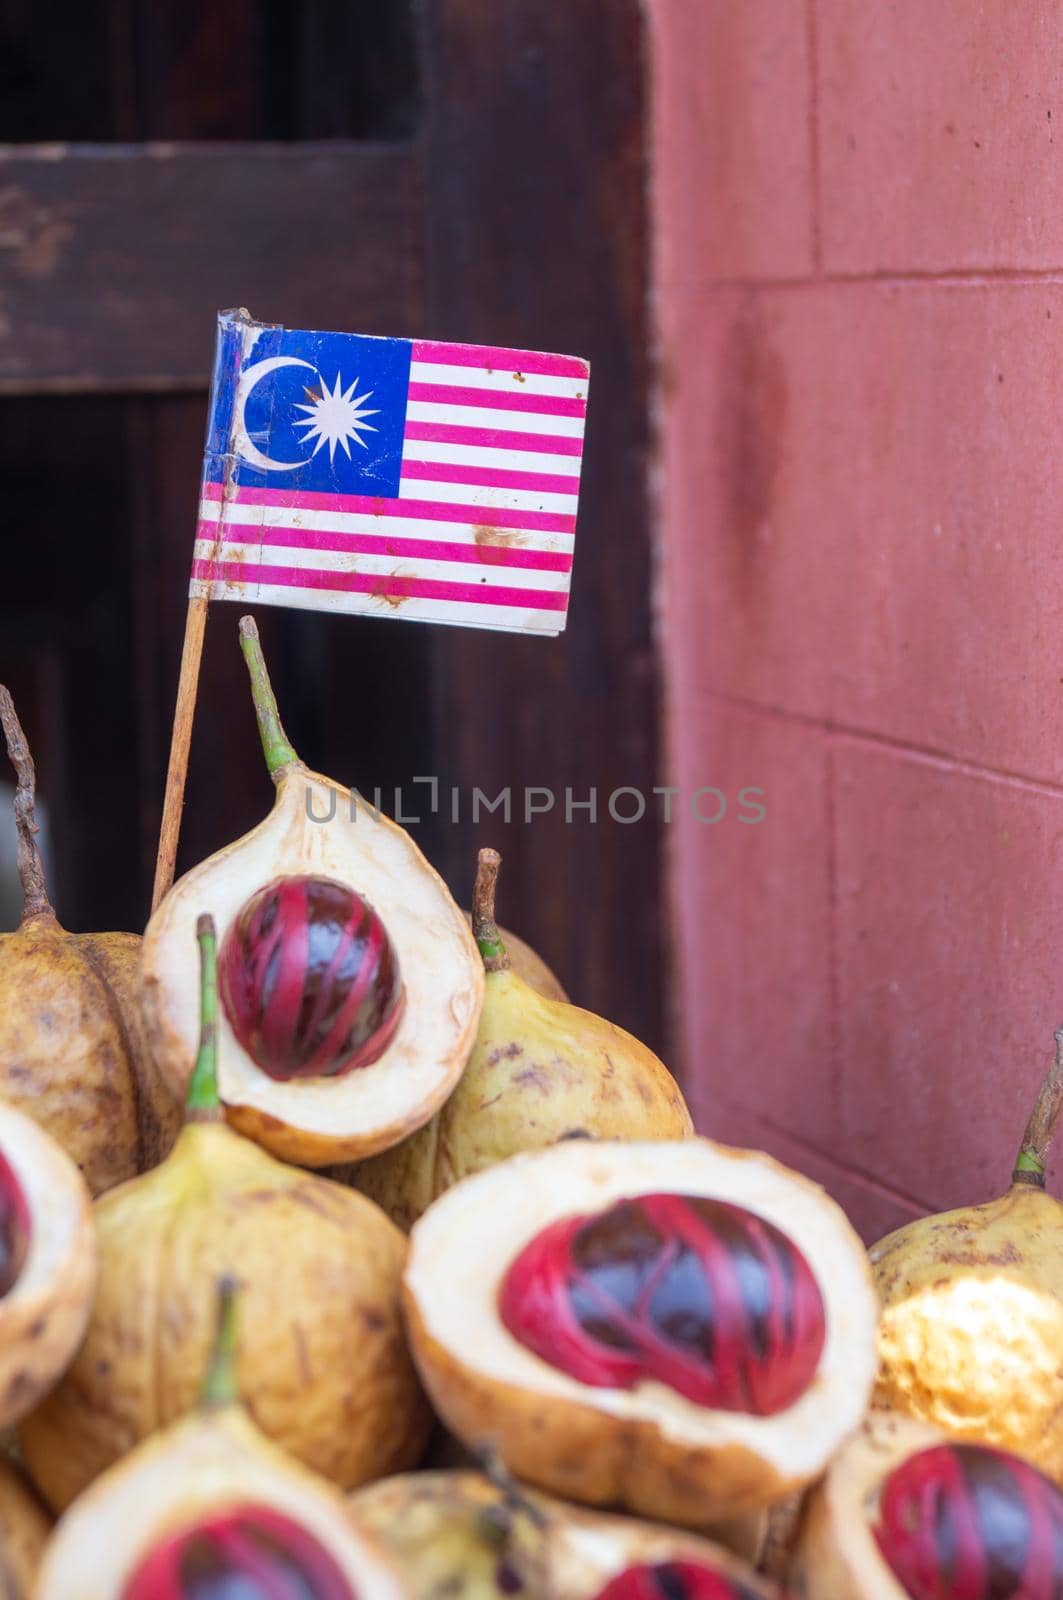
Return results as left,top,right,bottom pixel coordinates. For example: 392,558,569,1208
151,595,208,911
151,307,590,909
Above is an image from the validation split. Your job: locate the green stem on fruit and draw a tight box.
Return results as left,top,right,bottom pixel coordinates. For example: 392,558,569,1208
200,1275,241,1409
186,914,223,1122
1012,1027,1063,1188
238,615,298,778
0,686,53,922
472,847,510,973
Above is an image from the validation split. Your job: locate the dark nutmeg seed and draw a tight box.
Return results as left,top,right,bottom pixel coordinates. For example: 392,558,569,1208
498,1193,825,1415
0,1149,31,1299
121,1502,358,1600
876,1442,1063,1600
593,1561,766,1600
219,875,405,1080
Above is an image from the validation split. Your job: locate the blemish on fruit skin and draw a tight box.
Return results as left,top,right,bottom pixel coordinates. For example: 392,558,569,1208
936,1243,1021,1268
288,1186,346,1222
513,1065,555,1096
487,1043,524,1067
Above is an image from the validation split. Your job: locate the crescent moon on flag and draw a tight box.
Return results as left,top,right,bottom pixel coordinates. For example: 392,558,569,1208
233,355,317,472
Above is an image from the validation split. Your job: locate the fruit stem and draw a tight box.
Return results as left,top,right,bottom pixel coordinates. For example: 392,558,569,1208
238,615,298,778
0,686,53,921
472,847,511,973
200,1274,241,1409
186,914,223,1122
1013,1027,1063,1187
478,1450,549,1531
474,1448,549,1571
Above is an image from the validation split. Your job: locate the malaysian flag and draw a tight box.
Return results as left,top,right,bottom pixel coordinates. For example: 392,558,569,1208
191,309,589,636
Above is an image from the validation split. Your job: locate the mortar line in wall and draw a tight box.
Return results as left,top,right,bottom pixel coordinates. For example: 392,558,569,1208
701,687,1063,801
703,1094,931,1215
660,267,1063,293
805,0,824,275
824,738,842,1111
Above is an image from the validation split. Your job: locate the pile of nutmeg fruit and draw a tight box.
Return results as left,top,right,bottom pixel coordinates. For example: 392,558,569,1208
0,614,1060,1600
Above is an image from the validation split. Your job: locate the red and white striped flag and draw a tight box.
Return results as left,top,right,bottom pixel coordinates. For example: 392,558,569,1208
192,310,589,636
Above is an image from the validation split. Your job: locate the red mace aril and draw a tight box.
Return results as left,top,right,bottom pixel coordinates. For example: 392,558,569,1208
499,1193,825,1416
0,1149,31,1299
875,1442,1063,1600
403,1140,878,1525
219,875,405,1081
122,1501,357,1600
594,1563,772,1600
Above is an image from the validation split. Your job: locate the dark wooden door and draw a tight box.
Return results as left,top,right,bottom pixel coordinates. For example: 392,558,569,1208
0,1,666,1058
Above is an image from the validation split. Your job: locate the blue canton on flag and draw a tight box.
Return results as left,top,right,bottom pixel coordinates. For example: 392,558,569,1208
192,308,589,636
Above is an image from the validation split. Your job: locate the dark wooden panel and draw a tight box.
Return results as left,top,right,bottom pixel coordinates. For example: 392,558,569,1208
0,395,140,930
420,0,664,1055
263,2,422,141
110,0,265,141
0,0,115,142
0,141,421,391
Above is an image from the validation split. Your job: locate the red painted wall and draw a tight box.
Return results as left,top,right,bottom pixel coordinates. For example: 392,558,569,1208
649,0,1063,1240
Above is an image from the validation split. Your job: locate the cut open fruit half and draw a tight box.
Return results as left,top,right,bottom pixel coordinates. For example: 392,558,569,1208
403,1139,878,1526
350,1468,785,1600
141,616,483,1166
0,1101,96,1430
35,1280,409,1600
790,1409,1063,1600
555,1505,786,1599
791,1412,943,1599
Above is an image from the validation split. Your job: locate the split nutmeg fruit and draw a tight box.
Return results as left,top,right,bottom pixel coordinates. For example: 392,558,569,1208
792,1409,1063,1600
402,1137,878,1526
0,686,180,1197
141,615,484,1167
20,913,429,1511
0,1099,96,1433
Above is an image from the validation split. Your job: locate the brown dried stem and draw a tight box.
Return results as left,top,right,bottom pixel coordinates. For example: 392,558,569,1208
472,847,510,974
0,686,52,920
1013,1027,1063,1187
